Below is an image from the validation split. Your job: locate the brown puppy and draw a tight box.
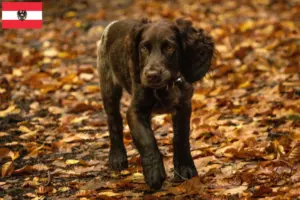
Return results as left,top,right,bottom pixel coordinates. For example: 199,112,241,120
97,18,214,190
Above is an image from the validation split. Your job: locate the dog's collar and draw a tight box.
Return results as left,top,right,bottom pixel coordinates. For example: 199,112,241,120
153,75,186,104
151,74,185,92
162,75,184,91
174,76,183,85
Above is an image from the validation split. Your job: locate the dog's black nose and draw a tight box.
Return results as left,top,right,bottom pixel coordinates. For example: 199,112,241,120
146,70,161,83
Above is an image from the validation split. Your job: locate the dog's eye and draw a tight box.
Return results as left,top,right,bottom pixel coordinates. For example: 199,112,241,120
166,45,174,52
140,46,148,53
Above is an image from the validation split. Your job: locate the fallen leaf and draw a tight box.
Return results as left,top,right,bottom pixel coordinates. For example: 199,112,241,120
98,191,119,197
0,148,14,161
1,161,14,177
81,178,104,190
36,185,54,195
289,143,300,163
0,105,20,117
68,102,97,113
222,185,248,195
75,190,94,197
65,159,80,165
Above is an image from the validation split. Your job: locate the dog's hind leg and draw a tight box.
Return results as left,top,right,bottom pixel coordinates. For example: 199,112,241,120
99,66,128,171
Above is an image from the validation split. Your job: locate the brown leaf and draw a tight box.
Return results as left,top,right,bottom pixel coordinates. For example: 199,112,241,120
170,176,205,195
36,185,54,195
288,187,300,198
25,144,45,158
214,64,233,77
40,83,61,93
75,190,95,197
289,143,300,163
81,178,105,190
61,133,92,143
24,73,50,89
222,185,248,195
68,102,97,113
0,148,14,161
291,170,300,183
51,141,73,153
13,166,34,175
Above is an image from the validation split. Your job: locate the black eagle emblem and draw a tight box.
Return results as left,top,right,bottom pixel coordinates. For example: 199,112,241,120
17,10,27,21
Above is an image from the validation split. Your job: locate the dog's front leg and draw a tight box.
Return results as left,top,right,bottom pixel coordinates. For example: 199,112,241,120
127,105,166,190
172,102,197,181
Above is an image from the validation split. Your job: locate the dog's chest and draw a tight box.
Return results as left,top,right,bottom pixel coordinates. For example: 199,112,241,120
152,86,184,113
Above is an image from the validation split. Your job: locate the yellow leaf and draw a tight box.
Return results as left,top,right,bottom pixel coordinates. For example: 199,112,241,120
281,21,297,30
75,21,81,28
58,52,71,58
132,172,144,179
19,131,37,140
121,170,130,175
1,161,14,177
98,191,119,197
27,144,45,158
18,126,31,133
58,187,70,192
232,106,246,114
48,106,64,115
65,159,80,165
64,11,77,18
13,69,23,77
238,81,251,89
256,64,269,71
209,87,222,96
11,151,19,161
240,20,254,32
18,126,36,140
0,105,20,117
84,85,100,94
192,93,205,101
43,48,58,57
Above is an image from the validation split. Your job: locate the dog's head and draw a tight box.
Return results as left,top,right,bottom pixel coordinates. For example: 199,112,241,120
127,18,214,88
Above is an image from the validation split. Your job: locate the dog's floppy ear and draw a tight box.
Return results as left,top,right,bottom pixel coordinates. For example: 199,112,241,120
175,18,214,83
127,19,149,84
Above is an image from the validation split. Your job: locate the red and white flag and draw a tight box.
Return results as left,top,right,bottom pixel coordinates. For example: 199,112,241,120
2,2,42,29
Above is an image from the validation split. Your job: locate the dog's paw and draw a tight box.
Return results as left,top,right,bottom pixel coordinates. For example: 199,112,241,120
109,148,128,171
142,156,166,190
174,163,197,181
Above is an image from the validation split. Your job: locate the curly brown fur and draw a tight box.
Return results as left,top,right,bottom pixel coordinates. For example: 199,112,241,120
97,18,214,190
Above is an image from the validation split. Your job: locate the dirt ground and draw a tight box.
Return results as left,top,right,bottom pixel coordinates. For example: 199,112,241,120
0,0,299,199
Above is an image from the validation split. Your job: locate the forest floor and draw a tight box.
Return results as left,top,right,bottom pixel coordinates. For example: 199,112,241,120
0,0,299,199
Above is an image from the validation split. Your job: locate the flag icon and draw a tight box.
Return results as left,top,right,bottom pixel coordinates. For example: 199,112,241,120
2,2,42,29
